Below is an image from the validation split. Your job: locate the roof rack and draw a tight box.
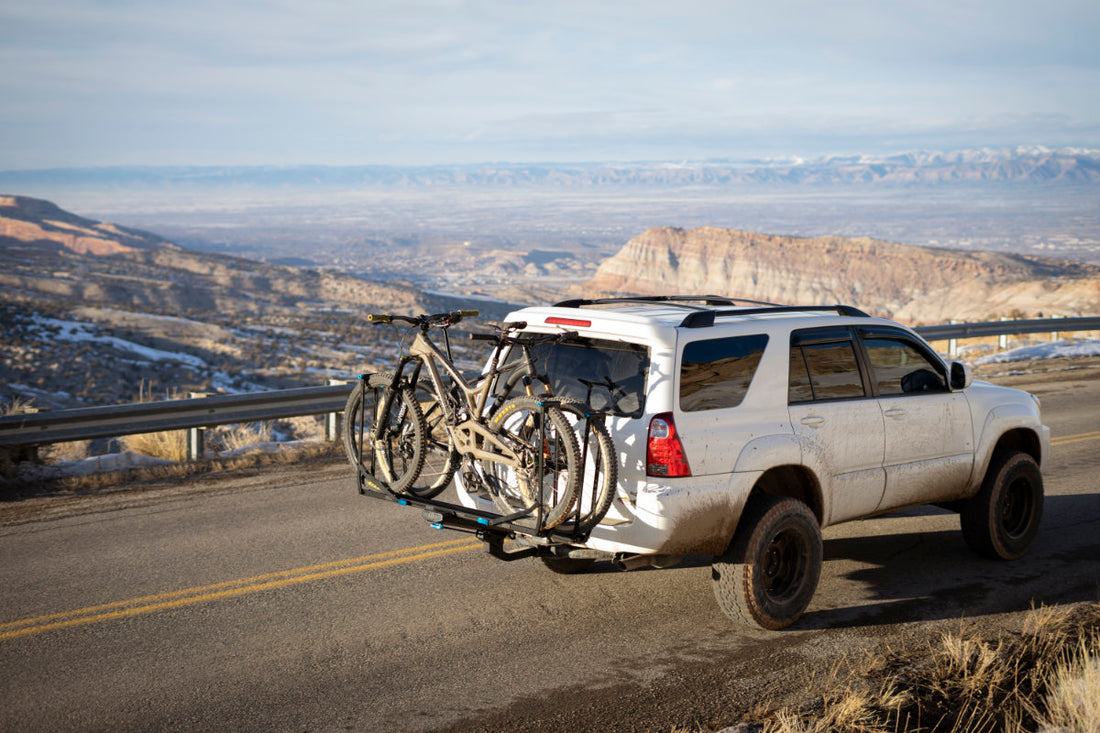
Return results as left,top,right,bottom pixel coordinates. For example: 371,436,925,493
679,304,871,328
550,296,870,328
553,295,781,310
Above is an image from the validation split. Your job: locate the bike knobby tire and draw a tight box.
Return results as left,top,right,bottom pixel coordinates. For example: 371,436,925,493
342,375,427,495
550,399,618,534
483,396,582,531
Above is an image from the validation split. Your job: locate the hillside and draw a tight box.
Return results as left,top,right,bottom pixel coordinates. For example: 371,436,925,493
0,195,179,255
581,227,1100,323
0,196,493,409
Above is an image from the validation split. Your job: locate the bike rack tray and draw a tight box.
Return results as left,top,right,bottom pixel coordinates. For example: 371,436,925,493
354,466,590,555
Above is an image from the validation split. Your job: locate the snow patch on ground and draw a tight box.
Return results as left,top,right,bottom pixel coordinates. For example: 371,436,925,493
29,316,208,368
36,451,175,477
973,339,1100,365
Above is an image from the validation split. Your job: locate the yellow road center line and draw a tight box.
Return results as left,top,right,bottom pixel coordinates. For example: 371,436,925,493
1051,430,1100,446
1,538,481,641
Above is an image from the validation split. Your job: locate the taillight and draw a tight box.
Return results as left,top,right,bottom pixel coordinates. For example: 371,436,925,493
647,413,691,477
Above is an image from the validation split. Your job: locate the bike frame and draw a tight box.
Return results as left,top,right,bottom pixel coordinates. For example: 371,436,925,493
380,327,532,471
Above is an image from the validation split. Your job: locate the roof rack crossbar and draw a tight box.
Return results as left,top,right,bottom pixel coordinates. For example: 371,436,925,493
553,295,781,310
680,304,871,328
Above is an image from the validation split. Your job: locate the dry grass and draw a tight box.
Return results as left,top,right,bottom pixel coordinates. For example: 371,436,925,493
115,382,190,462
0,440,343,500
119,429,189,462
1039,639,1100,733
212,421,272,453
754,602,1100,733
1,395,37,417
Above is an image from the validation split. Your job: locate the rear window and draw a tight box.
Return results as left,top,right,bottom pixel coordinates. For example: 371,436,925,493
511,336,650,418
680,334,769,411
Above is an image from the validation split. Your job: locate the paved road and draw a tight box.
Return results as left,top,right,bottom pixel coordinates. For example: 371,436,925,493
1,369,1097,732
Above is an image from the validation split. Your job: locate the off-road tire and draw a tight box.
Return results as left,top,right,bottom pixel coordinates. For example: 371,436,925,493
960,450,1043,560
711,495,822,630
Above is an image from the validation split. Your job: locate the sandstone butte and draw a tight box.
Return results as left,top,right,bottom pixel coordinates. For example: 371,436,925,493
580,226,1100,325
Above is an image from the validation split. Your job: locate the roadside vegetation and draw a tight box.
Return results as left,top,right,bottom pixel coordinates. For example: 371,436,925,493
741,602,1100,733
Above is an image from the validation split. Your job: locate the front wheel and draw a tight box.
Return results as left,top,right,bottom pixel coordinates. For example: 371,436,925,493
342,376,427,494
711,495,822,630
960,450,1043,560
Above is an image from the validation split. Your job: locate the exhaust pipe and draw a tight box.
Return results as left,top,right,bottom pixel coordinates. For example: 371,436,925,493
614,554,685,571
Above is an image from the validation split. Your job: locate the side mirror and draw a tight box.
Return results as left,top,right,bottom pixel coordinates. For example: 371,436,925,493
950,361,972,390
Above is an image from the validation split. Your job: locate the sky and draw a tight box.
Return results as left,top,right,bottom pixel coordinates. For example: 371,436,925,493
1,0,1098,169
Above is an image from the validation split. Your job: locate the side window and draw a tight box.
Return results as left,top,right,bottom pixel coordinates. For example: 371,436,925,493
680,334,769,411
862,337,946,395
789,327,867,403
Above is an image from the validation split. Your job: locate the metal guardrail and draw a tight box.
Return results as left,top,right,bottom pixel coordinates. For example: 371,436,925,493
914,316,1100,341
0,383,352,450
1,316,1097,451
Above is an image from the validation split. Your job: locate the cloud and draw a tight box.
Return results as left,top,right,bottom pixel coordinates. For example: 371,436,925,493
0,0,1098,166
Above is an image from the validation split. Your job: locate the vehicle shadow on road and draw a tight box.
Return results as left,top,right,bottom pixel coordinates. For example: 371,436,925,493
797,493,1100,630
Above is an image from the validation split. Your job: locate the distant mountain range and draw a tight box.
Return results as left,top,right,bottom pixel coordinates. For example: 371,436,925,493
2,147,1098,189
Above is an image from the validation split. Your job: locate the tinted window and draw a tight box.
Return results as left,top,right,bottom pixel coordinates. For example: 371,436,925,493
516,337,650,418
863,338,946,395
789,328,866,402
788,348,815,403
680,335,769,411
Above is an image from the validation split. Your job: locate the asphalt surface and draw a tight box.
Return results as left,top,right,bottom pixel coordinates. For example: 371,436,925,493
1,365,1098,732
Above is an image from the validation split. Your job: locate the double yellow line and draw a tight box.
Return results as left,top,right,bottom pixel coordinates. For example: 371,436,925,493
1052,429,1100,447
0,537,481,642
4,429,1097,642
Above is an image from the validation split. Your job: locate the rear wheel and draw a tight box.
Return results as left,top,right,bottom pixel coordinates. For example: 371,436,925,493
408,380,459,497
483,396,581,531
711,495,822,630
549,399,618,534
960,450,1043,560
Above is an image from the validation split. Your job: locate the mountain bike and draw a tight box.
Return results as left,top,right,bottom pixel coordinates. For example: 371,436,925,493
343,310,588,532
484,333,619,534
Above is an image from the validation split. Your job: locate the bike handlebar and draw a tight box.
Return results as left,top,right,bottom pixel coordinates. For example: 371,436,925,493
367,310,479,327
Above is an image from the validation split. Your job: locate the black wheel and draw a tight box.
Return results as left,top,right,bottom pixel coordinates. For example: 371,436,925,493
342,375,384,473
408,380,459,497
342,376,426,494
483,396,581,531
540,556,596,574
711,495,822,630
960,450,1044,560
552,399,618,534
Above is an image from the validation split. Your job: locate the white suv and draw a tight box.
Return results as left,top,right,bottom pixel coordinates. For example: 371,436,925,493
453,296,1049,629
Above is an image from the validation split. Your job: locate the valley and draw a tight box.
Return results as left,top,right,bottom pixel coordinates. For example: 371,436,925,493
3,148,1100,417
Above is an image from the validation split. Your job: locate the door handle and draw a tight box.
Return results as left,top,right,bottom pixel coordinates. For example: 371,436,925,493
800,416,825,427
884,408,906,418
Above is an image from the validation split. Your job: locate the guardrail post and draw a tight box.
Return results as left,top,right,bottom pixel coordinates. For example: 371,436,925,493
999,317,1009,350
186,392,213,461
325,379,347,441
948,320,959,358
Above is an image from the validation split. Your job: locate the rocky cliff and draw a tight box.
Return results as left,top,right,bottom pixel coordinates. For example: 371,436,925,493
581,227,1100,323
